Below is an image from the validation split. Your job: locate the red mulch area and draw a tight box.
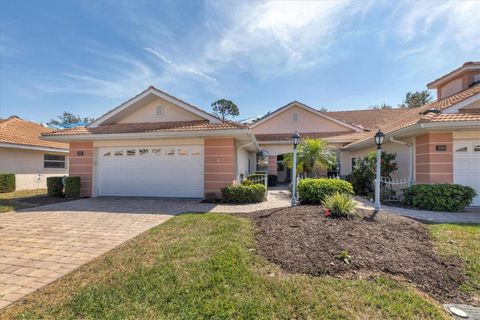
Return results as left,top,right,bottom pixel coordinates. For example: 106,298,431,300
243,206,469,303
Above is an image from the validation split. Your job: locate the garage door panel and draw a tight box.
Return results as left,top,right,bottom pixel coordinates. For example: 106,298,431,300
453,140,480,206
96,146,204,198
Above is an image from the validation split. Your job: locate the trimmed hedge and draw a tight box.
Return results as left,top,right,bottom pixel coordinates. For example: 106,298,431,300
64,177,81,200
222,184,266,203
0,173,15,193
47,177,64,196
403,183,476,212
298,178,354,204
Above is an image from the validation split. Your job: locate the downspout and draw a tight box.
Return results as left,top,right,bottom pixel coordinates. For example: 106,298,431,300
389,137,414,184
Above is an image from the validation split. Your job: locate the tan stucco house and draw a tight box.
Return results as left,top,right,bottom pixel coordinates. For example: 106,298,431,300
42,62,480,206
0,116,69,190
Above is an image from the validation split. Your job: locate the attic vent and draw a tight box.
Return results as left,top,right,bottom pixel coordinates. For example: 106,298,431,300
292,112,298,123
421,109,441,115
155,105,165,117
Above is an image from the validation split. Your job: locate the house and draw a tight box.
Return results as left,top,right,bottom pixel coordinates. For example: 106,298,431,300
42,62,479,206
0,116,69,190
42,86,258,198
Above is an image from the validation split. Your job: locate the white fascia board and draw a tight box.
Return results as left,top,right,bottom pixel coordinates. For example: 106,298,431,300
0,143,69,153
427,65,480,89
442,93,480,114
250,102,363,132
89,88,220,128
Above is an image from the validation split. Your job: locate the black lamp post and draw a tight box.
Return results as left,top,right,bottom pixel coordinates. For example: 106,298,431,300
373,129,385,214
291,131,300,207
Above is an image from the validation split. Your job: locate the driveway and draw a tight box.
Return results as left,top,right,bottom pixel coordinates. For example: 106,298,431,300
0,190,290,309
0,202,172,309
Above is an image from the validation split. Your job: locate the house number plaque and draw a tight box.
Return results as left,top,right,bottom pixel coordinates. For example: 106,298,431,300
77,151,84,156
435,145,447,151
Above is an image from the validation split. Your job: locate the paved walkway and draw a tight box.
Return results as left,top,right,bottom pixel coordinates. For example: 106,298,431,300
355,197,480,224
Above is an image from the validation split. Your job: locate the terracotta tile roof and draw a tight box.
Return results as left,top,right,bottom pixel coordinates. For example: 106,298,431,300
0,116,68,150
419,113,480,123
255,131,353,142
326,131,371,142
427,61,480,88
326,108,411,130
43,120,247,136
343,84,480,149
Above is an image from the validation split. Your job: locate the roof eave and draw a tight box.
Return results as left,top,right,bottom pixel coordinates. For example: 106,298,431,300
427,65,480,89
0,142,69,153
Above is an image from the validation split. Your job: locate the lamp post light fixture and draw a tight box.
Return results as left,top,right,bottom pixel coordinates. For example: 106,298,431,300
291,131,301,207
373,129,385,215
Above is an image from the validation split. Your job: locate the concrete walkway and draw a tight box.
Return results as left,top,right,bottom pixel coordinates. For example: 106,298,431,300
355,197,480,224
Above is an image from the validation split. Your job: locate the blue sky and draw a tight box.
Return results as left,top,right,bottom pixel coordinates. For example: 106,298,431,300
1,0,479,123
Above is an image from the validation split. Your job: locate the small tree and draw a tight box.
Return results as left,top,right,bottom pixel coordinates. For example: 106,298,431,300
399,90,432,108
283,138,336,178
369,102,394,110
211,99,239,120
47,111,94,128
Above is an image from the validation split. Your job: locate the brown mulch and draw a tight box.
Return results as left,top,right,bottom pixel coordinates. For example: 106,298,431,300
243,206,469,304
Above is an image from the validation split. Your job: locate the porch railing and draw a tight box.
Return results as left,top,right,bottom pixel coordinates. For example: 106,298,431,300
245,171,268,190
375,177,414,202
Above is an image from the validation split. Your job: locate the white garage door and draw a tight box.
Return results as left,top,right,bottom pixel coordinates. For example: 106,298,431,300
453,140,480,206
96,145,204,198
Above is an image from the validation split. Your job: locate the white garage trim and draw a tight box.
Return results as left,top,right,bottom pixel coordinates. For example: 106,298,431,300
94,144,204,198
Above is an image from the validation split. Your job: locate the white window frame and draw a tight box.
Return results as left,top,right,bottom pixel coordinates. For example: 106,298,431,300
44,154,66,169
155,105,165,117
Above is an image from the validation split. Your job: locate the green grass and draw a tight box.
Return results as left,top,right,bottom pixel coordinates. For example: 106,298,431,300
429,224,480,300
1,213,448,320
0,189,47,213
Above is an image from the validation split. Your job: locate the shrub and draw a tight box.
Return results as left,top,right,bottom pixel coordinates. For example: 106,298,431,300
222,184,266,203
64,177,81,200
0,173,15,193
323,192,359,219
403,184,476,212
241,179,253,186
298,178,354,204
47,177,64,196
349,151,398,196
268,174,278,187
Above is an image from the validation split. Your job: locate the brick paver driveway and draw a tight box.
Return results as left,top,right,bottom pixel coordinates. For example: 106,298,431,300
0,200,172,309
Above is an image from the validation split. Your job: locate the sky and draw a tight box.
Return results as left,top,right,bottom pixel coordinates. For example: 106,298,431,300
1,0,479,123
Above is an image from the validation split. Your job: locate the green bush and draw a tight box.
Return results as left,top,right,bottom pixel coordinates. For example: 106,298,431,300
241,179,253,186
268,175,278,187
323,192,359,219
222,184,266,203
47,177,64,197
64,177,81,200
0,173,15,193
298,178,354,204
403,184,476,212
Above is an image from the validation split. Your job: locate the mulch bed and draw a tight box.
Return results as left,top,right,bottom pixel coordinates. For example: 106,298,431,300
243,206,470,303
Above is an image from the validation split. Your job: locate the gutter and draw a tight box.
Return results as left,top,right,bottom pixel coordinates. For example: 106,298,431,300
389,137,414,183
0,143,69,153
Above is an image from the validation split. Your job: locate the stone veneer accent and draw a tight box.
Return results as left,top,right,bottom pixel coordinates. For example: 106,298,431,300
415,133,453,183
69,141,94,197
204,138,237,196
268,156,277,175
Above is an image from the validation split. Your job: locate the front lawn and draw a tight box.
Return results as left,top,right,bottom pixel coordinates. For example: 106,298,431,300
0,213,448,319
0,189,68,213
430,224,480,302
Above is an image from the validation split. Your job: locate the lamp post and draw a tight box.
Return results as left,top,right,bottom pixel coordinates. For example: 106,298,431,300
291,131,300,207
373,129,385,215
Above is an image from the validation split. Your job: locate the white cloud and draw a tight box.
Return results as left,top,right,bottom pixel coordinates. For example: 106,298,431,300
203,0,359,77
145,47,216,82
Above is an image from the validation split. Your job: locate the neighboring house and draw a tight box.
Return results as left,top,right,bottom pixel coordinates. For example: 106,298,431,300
42,86,258,198
0,116,69,190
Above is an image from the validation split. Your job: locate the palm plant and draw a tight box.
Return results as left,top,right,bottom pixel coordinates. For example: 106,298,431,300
282,138,336,178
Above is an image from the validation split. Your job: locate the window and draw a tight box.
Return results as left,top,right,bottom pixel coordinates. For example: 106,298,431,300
152,148,162,155
103,152,111,157
351,157,357,171
139,148,149,156
44,154,66,169
178,148,189,156
114,150,124,156
166,148,175,156
191,146,202,155
474,145,480,152
292,112,298,123
455,146,468,152
155,105,165,117
127,149,136,156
